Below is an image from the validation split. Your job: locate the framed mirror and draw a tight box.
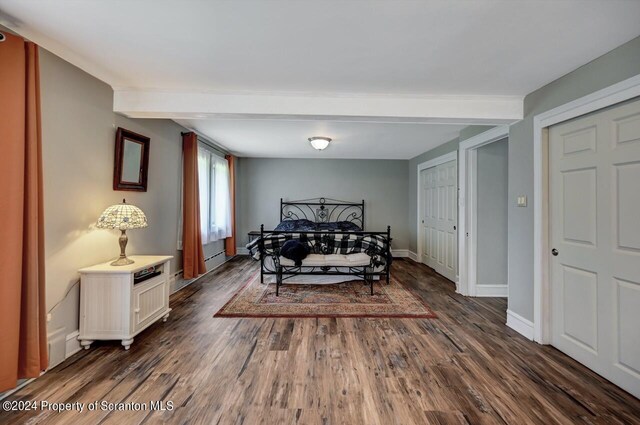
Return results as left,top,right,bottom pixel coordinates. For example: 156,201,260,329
113,127,150,192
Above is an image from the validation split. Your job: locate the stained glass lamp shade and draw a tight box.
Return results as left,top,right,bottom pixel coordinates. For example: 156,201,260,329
96,199,148,266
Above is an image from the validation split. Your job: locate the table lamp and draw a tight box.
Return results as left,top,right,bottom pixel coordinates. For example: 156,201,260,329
96,199,148,266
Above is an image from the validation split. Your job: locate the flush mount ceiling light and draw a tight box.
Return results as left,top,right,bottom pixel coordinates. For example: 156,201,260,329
308,136,331,151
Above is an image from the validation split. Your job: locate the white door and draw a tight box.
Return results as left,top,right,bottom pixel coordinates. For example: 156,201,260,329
420,159,457,282
549,97,640,398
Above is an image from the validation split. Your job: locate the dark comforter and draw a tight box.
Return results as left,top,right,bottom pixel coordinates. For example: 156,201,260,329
274,219,362,232
246,219,392,267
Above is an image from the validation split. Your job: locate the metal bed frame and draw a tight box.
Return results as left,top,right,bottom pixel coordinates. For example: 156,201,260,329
257,198,392,295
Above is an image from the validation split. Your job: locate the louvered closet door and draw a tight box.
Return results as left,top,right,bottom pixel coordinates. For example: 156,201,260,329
549,97,640,398
421,159,457,282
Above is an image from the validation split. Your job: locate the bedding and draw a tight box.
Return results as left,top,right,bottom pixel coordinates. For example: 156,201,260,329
246,231,390,267
259,199,390,291
280,239,310,266
274,219,362,232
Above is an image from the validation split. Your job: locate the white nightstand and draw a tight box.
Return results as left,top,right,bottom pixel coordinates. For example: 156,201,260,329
78,255,173,350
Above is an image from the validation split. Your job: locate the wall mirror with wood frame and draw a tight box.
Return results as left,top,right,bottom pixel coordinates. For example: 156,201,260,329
113,127,150,192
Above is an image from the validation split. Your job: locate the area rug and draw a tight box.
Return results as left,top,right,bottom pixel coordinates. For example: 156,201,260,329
214,272,437,318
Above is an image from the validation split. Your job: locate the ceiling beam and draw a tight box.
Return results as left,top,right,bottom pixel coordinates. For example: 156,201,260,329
114,90,523,124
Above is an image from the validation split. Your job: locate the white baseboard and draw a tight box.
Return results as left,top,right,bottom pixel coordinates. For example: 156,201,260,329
475,285,508,297
47,328,66,368
65,331,81,358
506,309,534,340
236,246,250,255
169,271,180,293
170,271,187,294
391,249,418,261
46,329,82,368
0,378,36,401
391,249,409,258
407,251,418,262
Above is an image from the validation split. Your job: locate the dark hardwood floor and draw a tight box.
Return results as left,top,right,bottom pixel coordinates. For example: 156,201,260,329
1,257,639,424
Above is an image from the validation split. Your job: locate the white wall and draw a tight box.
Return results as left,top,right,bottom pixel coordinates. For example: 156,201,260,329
476,138,508,288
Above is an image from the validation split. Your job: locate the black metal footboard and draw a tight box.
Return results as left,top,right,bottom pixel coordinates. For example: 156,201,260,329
258,225,392,295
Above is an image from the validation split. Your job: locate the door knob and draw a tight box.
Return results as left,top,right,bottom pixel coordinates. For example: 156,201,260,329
551,248,559,256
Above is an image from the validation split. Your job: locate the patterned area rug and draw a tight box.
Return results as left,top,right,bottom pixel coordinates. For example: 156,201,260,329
214,272,437,318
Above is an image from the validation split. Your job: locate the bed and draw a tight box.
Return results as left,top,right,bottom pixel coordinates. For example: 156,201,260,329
246,198,392,295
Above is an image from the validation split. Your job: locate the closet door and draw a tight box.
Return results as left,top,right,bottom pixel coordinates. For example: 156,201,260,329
421,167,436,266
549,97,640,398
421,159,457,282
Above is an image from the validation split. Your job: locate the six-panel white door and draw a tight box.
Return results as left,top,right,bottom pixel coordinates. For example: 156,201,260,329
420,159,458,282
549,97,640,398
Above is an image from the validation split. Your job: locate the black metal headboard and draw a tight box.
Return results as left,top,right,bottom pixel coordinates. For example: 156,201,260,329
280,197,365,230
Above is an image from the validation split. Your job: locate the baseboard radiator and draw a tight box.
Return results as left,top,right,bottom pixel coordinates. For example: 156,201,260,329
170,250,228,293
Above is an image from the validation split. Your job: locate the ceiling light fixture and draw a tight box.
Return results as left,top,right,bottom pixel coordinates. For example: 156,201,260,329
308,136,331,151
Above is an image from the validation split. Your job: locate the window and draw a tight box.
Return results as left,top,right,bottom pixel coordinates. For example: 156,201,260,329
197,145,232,243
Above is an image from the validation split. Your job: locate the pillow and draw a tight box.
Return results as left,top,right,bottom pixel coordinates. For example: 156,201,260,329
314,221,362,231
280,240,310,266
274,219,316,231
336,221,362,231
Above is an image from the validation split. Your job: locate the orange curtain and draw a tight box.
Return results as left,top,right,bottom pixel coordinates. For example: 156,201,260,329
182,132,206,279
0,33,48,392
224,155,237,256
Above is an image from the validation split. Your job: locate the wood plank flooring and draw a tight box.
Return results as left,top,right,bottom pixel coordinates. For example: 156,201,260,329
1,257,639,424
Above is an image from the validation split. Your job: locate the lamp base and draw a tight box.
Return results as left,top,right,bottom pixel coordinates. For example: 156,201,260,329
110,229,134,266
111,257,134,266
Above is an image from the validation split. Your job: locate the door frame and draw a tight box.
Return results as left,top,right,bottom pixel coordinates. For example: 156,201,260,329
458,126,510,297
533,74,640,344
416,151,458,288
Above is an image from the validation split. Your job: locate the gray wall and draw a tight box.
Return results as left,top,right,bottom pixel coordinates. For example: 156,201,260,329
407,126,495,253
476,138,508,288
38,48,220,355
236,158,409,249
406,34,640,321
507,35,640,321
460,126,496,142
407,138,459,253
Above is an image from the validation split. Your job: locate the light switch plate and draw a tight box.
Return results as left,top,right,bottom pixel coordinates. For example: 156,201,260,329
517,195,527,207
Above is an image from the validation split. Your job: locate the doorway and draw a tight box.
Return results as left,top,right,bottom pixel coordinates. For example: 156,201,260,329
458,126,510,297
473,138,508,296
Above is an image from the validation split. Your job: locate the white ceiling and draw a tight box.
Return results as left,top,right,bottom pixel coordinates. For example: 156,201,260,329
1,0,638,95
2,0,639,158
175,119,467,159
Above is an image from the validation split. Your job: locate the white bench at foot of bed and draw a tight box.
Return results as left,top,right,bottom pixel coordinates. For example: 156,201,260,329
278,252,371,267
275,252,380,295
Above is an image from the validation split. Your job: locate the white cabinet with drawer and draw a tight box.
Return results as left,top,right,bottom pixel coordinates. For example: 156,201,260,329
78,256,173,350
